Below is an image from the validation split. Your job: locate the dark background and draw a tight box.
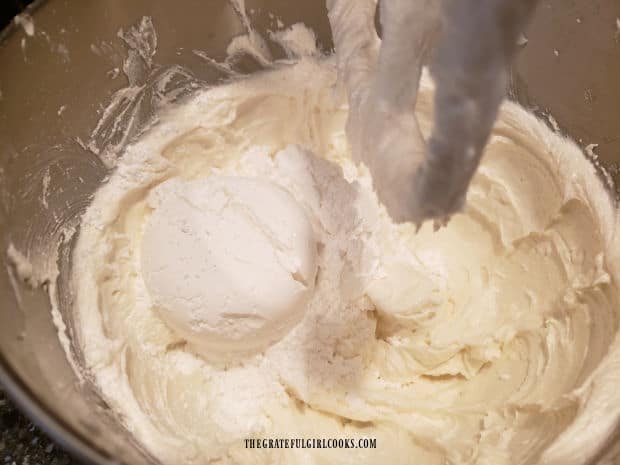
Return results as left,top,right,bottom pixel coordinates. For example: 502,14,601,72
1,0,35,29
1,4,81,465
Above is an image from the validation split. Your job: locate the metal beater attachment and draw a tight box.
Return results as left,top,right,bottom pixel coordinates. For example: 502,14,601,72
328,0,539,227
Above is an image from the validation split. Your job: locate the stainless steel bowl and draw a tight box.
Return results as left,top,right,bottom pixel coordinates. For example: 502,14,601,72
0,1,619,463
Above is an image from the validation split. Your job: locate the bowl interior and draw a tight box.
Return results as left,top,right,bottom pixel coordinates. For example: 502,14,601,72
0,0,619,463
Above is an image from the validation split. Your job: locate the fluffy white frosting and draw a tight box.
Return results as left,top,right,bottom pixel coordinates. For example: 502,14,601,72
73,58,620,465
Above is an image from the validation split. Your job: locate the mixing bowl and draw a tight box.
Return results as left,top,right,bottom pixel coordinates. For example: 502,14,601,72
0,0,619,463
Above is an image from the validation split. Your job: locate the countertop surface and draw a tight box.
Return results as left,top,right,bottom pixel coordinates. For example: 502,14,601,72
0,390,81,465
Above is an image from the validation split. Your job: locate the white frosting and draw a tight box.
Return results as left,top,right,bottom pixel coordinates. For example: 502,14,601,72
14,13,35,37
141,176,317,359
72,55,620,465
7,243,38,286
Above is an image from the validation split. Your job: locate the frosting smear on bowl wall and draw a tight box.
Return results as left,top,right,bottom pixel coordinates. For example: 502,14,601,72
69,2,620,465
